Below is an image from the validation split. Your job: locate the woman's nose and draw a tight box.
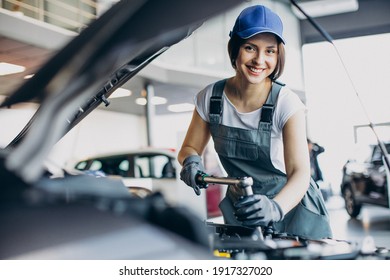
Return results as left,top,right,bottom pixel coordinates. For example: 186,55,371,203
252,52,266,65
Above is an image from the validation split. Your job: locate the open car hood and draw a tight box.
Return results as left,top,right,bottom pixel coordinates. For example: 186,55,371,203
0,0,242,185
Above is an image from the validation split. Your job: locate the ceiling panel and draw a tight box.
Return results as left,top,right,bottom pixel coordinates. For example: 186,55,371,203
0,35,53,96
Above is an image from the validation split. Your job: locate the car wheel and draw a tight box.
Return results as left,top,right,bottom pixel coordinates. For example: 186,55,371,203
343,185,361,218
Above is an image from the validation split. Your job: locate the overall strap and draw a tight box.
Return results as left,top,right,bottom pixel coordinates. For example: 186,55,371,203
209,79,227,125
260,81,284,124
209,79,284,125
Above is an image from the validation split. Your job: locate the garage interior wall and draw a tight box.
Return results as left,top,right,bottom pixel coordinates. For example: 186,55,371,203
51,110,147,169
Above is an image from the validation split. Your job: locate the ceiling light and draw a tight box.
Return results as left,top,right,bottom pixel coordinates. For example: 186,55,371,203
135,96,167,106
135,97,147,105
291,0,359,19
151,96,167,105
167,103,194,113
109,87,132,98
0,62,26,76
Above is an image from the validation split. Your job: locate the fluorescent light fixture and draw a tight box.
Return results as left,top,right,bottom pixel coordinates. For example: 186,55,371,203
109,87,132,98
135,96,167,105
292,0,359,19
151,96,167,105
167,103,194,113
135,97,147,105
0,62,26,76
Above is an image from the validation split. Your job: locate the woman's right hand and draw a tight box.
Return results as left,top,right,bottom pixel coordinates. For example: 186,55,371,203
180,155,206,195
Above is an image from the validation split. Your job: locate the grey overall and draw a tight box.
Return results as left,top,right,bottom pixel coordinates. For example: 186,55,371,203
209,79,332,240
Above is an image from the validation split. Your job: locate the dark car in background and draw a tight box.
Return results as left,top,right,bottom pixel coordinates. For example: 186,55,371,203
341,142,390,218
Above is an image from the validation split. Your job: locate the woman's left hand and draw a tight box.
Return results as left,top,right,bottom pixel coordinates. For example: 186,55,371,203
234,194,284,227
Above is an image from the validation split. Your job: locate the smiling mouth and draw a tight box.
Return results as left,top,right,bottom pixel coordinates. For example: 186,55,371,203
248,66,263,73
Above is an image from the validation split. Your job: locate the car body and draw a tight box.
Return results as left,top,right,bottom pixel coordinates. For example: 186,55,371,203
71,148,179,203
340,142,390,218
70,148,224,217
73,148,176,180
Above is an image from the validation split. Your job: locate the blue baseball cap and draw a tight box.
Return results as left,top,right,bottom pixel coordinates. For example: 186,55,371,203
229,5,285,44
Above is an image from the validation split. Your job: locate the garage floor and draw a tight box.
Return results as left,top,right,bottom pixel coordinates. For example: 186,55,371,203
326,195,390,250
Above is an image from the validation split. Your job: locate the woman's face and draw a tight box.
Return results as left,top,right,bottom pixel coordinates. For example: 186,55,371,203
235,33,278,84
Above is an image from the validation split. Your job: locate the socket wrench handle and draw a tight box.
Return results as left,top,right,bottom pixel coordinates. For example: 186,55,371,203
196,173,264,240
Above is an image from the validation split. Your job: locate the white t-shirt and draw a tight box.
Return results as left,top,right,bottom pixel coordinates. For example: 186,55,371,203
195,82,306,173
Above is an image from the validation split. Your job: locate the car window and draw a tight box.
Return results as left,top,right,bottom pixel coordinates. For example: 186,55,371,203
75,153,176,179
153,155,170,177
371,143,390,163
134,154,175,178
386,143,390,153
372,146,381,162
118,160,129,172
75,161,88,170
90,160,103,171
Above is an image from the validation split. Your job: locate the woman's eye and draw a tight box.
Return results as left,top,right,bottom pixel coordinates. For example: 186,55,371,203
244,45,255,52
267,49,276,54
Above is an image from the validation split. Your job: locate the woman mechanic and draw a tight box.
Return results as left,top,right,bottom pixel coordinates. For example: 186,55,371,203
178,5,332,239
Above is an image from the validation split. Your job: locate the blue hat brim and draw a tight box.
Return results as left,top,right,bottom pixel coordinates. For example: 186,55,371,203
237,28,285,44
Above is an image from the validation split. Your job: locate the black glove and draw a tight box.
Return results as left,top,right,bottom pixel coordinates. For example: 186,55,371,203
180,155,207,195
234,194,284,227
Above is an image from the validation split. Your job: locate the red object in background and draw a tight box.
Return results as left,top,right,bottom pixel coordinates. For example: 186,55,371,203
203,146,225,218
206,185,222,218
